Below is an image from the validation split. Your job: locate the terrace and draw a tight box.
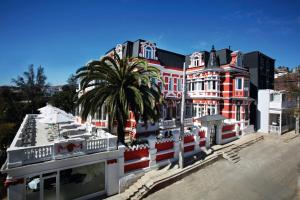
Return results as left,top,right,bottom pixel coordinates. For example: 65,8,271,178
5,114,118,169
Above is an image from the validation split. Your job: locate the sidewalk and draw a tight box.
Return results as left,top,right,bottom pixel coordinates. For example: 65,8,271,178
105,133,264,200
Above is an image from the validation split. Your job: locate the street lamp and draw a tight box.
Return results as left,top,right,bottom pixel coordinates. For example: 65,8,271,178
179,62,186,169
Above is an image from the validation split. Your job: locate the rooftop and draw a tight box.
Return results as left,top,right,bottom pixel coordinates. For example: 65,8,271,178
5,114,117,169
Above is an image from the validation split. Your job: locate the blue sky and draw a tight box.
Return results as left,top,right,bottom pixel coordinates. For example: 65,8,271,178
0,0,299,85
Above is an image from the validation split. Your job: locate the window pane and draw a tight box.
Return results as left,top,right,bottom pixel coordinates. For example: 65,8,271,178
59,162,105,200
44,176,56,200
26,175,40,200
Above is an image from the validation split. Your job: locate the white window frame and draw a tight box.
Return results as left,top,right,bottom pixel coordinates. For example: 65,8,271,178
168,77,173,91
145,46,153,59
177,78,182,91
235,77,243,90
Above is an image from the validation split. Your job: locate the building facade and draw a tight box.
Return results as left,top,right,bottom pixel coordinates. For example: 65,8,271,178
86,39,252,138
243,51,275,129
257,89,296,135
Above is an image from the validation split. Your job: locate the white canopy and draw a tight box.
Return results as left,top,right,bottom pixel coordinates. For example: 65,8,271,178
38,104,75,123
39,111,74,124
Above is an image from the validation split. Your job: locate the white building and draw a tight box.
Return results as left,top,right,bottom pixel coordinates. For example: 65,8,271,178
1,114,123,200
257,89,296,135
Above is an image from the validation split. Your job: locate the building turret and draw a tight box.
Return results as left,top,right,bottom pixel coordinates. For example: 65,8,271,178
207,45,220,68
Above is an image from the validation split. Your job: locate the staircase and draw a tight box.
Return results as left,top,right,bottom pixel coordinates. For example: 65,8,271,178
222,145,240,163
113,163,179,200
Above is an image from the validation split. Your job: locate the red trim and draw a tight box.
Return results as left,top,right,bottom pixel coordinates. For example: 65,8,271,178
148,60,161,65
184,145,194,152
124,148,149,161
222,124,235,132
124,160,149,172
156,152,174,161
199,140,206,147
222,132,236,139
107,159,117,164
4,178,24,188
164,66,183,71
155,141,174,152
199,131,205,138
184,135,194,143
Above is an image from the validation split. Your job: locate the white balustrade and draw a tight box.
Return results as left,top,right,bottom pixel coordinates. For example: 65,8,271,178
86,138,108,153
269,125,280,134
184,118,193,126
159,119,176,129
7,144,53,167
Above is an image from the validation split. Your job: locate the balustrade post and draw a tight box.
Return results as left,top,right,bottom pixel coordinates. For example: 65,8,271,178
147,136,157,168
173,132,180,160
117,145,125,178
193,134,200,153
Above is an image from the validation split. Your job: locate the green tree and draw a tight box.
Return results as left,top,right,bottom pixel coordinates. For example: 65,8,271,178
12,64,48,113
76,53,163,144
50,74,78,113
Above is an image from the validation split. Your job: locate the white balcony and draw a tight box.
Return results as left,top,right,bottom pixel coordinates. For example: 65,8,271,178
6,114,118,169
159,119,177,129
269,101,296,109
136,121,159,132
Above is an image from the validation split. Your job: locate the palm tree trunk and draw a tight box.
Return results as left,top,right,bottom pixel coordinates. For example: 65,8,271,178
117,121,125,145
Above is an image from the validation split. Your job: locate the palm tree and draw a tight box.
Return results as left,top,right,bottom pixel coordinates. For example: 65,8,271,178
76,52,163,144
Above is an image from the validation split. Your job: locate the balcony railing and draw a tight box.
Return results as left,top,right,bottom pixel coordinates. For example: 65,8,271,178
269,101,296,109
269,125,280,134
184,118,193,126
159,119,177,129
136,121,159,132
7,136,117,168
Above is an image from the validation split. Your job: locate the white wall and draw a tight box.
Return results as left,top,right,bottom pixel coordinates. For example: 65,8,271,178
257,90,270,133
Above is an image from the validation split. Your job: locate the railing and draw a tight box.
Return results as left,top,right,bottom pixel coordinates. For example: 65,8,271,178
7,144,54,167
269,125,280,134
159,119,177,129
281,125,289,133
269,101,296,109
184,118,193,126
7,136,118,169
136,122,159,132
86,138,108,153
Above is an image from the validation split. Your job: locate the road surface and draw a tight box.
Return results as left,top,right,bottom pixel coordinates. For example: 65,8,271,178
145,134,300,200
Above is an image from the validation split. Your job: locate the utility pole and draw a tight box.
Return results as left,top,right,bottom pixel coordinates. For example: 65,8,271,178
179,62,186,169
296,66,300,134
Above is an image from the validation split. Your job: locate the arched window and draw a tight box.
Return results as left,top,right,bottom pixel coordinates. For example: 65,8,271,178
194,56,199,67
145,46,153,59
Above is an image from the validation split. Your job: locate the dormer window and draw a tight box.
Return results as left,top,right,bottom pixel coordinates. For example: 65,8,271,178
236,52,243,67
115,44,123,58
145,46,153,59
194,56,200,67
190,52,204,68
140,41,157,60
231,51,243,67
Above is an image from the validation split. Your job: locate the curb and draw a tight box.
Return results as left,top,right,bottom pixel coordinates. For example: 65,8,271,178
139,134,264,199
141,154,223,199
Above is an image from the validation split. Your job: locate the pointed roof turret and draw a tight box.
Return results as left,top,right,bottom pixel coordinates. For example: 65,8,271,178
207,45,220,68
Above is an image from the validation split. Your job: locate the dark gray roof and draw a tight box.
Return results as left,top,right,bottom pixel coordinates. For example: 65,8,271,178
207,46,220,68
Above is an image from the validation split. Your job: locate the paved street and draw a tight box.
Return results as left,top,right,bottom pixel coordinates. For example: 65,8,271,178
145,134,300,200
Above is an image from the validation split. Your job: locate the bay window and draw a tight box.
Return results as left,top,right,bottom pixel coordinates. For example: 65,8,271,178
235,78,243,90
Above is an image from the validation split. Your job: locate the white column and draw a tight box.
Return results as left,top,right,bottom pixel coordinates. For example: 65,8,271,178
117,145,125,178
173,132,180,160
194,134,200,153
217,122,223,145
7,178,25,200
147,136,157,168
107,161,119,196
279,112,282,135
